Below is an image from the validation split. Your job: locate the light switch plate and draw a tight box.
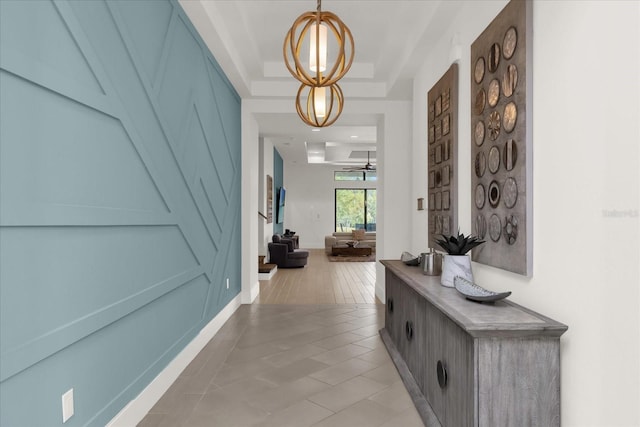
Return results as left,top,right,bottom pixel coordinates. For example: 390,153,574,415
62,388,74,423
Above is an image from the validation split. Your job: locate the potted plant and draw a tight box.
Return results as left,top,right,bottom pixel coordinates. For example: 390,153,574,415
435,231,485,287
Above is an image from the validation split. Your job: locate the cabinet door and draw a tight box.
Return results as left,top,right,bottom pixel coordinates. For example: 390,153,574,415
385,271,400,345
396,283,426,391
424,302,475,426
424,302,446,422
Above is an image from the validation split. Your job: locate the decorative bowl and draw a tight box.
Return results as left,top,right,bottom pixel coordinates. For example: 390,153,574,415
401,251,421,266
453,276,511,303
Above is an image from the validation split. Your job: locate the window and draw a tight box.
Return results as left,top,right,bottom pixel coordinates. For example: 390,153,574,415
334,171,363,181
334,171,377,181
335,189,377,232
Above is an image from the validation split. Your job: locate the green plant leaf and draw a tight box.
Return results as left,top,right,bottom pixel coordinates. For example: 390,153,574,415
436,232,485,255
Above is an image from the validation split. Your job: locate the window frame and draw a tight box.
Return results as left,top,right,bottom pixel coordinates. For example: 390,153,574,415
333,171,377,181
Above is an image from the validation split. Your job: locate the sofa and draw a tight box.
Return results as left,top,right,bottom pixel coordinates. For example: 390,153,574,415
268,234,309,268
324,230,377,254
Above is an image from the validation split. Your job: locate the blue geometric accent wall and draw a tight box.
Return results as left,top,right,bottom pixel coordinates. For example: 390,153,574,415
0,1,241,425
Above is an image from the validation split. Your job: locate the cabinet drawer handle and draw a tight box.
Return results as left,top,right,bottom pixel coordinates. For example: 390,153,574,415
437,360,448,389
405,320,413,341
387,298,394,313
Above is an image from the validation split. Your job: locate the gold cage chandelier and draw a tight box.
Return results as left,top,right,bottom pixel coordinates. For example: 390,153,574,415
295,83,344,127
284,0,354,127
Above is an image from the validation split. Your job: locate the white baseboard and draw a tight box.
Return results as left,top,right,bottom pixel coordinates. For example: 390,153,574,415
242,279,260,304
106,294,243,427
258,266,277,280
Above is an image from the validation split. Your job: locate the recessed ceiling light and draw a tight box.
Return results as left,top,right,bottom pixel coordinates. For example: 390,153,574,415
311,129,321,132
350,135,358,138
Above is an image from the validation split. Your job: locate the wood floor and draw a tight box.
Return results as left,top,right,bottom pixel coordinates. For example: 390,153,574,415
256,249,379,304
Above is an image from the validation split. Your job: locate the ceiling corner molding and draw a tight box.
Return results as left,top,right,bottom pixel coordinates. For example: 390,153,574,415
179,0,252,97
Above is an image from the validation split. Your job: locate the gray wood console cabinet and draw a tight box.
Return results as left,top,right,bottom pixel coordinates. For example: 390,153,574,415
380,260,568,427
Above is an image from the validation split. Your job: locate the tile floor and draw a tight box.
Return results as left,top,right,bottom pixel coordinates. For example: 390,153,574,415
139,304,424,427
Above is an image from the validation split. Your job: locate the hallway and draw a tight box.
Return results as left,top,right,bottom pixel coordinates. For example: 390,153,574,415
139,254,424,426
256,249,377,304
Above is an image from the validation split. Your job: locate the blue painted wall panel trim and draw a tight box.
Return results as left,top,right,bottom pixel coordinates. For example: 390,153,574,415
0,0,241,425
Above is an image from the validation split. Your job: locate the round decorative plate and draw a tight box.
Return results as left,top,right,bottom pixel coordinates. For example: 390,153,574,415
475,184,486,209
475,151,487,177
503,102,517,133
475,214,487,239
489,214,502,242
488,79,500,107
504,139,518,171
502,64,518,97
474,120,486,146
503,215,518,245
474,56,485,84
488,43,501,73
488,111,501,141
488,180,501,208
488,145,500,174
503,26,518,60
475,88,486,115
503,177,518,208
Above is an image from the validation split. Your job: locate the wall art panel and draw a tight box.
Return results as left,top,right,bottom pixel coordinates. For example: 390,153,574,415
428,63,458,247
266,174,273,223
470,0,532,276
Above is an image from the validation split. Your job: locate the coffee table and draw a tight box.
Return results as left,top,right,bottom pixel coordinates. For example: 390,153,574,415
331,244,372,257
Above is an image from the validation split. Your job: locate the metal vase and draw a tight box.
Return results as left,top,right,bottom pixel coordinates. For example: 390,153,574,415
421,248,442,276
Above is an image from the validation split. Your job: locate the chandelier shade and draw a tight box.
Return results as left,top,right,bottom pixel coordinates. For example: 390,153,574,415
283,5,354,87
309,23,327,73
295,82,344,128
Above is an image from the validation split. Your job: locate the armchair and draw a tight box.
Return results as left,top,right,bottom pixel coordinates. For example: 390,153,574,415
268,234,309,268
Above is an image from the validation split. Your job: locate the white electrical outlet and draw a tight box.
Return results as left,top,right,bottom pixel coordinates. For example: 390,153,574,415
62,388,74,423
226,278,230,289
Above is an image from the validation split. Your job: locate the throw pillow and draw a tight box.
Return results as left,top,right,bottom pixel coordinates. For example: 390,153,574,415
281,238,294,252
352,229,365,241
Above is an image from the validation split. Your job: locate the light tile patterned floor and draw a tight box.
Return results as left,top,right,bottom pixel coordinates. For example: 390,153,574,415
139,304,425,427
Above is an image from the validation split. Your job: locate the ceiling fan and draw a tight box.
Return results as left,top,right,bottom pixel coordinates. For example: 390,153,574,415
343,151,376,171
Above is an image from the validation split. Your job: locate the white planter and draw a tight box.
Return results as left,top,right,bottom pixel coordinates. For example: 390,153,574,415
441,254,474,287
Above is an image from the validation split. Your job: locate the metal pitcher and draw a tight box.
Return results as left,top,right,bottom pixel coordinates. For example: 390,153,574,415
420,248,442,276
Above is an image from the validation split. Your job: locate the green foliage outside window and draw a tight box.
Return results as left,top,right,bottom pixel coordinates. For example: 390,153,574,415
366,190,377,227
335,189,376,232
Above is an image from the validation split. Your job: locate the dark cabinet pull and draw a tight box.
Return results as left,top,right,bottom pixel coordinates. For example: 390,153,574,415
387,298,394,313
437,360,448,389
405,320,413,341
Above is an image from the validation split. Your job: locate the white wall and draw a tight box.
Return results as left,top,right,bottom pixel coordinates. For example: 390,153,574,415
241,105,260,303
284,163,376,249
411,1,640,426
375,102,413,298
